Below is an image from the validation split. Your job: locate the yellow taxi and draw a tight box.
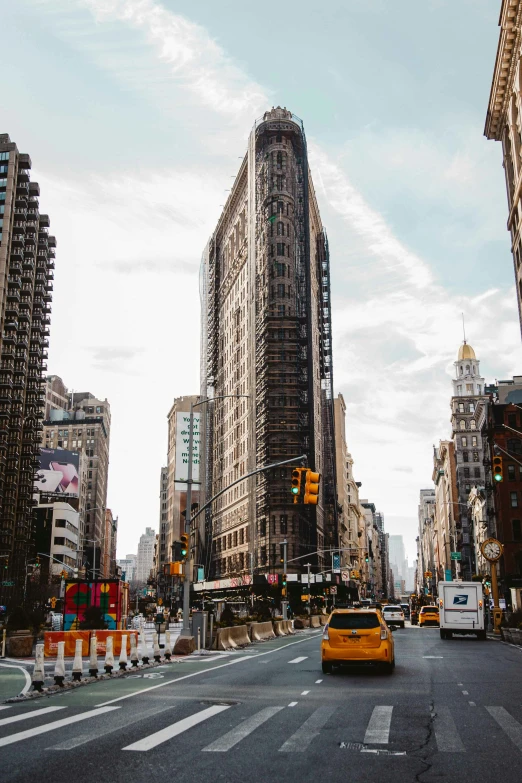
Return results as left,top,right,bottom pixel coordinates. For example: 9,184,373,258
419,605,440,627
321,608,395,674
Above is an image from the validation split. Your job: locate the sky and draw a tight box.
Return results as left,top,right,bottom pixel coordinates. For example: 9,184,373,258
2,0,520,563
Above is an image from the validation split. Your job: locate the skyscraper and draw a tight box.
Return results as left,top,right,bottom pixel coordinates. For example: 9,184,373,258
0,134,55,600
200,107,337,579
136,527,156,583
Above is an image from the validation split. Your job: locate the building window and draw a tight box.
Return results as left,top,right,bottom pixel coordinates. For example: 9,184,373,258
458,403,464,413
472,451,479,462
470,420,476,430
471,436,477,447
463,467,470,478
513,520,522,541
511,492,518,508
460,420,466,430
54,537,65,546
508,438,522,455
474,467,480,478
508,465,516,481
508,414,517,428
469,403,475,413
463,452,469,462
461,437,467,447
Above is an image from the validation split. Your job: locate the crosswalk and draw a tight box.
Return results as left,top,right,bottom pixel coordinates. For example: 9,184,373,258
0,701,521,755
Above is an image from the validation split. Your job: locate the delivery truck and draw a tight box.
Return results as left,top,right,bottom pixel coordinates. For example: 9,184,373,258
438,581,486,640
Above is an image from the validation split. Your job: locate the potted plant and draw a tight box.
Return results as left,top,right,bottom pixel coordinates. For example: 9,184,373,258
6,606,34,657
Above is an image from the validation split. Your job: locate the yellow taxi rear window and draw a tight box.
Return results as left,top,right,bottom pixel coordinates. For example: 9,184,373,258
329,613,380,629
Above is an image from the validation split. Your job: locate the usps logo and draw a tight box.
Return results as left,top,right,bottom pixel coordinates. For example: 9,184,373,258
453,595,468,605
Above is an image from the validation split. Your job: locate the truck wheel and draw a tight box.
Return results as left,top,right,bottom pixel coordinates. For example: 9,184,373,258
478,631,487,641
440,629,447,639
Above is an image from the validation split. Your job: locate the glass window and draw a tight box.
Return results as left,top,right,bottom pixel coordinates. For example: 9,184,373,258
458,403,464,413
508,414,517,428
472,436,477,446
460,420,466,430
463,452,469,462
470,420,476,430
508,465,516,480
464,467,470,478
329,612,380,629
474,467,480,478
461,437,467,447
511,492,518,508
513,520,522,541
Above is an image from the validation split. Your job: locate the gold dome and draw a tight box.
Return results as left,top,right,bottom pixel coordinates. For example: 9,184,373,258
458,342,476,361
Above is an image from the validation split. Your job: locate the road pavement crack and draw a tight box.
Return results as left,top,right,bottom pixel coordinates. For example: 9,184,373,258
412,699,436,783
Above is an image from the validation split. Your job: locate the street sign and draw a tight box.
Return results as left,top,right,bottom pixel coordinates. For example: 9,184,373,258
450,552,462,561
330,586,337,595
341,570,350,581
332,554,340,571
1,581,14,587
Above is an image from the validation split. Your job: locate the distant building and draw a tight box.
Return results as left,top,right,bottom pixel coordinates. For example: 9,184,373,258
34,502,80,579
117,554,137,583
136,527,156,583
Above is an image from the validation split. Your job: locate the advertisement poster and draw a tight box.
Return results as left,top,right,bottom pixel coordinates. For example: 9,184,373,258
36,448,80,497
175,412,201,490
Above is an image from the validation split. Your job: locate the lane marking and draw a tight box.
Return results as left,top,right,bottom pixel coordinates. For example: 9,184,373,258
469,702,476,707
202,706,284,752
288,657,308,664
0,706,65,727
361,749,406,756
434,705,465,752
0,662,32,695
0,706,12,712
423,656,443,659
315,680,322,684
486,707,522,752
288,702,298,707
457,683,463,686
364,706,393,745
462,691,469,695
279,706,335,753
301,691,310,695
123,705,230,752
0,706,120,748
95,634,321,707
46,704,174,750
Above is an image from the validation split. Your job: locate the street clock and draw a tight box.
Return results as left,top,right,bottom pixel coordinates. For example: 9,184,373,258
480,538,503,563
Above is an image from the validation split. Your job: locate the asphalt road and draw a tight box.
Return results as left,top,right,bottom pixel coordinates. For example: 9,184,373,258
0,625,522,783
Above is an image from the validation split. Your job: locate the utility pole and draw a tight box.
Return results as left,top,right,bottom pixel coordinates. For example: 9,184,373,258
282,539,288,621
306,562,311,616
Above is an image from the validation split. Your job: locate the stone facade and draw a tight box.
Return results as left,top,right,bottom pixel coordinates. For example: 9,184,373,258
485,0,522,336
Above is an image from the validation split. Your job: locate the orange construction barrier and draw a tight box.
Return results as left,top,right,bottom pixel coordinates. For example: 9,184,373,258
94,631,138,656
44,631,90,658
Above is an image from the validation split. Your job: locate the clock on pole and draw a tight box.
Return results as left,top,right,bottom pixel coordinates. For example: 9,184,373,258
480,537,503,636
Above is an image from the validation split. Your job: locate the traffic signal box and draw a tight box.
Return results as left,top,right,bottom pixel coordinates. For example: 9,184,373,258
492,455,503,483
303,471,320,505
180,533,189,559
291,469,303,503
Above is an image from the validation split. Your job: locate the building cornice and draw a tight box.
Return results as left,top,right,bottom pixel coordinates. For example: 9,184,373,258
485,0,522,140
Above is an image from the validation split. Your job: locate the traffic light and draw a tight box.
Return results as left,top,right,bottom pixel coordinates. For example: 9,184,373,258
303,470,320,505
492,455,503,482
365,554,369,563
180,533,189,560
291,468,303,503
282,573,287,587
3,556,7,570
280,543,285,563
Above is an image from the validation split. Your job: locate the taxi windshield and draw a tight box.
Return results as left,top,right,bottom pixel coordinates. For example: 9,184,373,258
422,607,439,613
329,612,380,629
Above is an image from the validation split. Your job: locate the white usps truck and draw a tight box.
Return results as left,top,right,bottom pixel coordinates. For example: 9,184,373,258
438,581,486,640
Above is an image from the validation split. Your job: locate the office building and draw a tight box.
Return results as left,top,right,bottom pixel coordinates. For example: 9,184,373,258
136,526,156,583
0,133,55,599
199,107,337,580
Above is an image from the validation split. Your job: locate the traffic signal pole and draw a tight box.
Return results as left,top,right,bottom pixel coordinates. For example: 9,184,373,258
282,539,288,620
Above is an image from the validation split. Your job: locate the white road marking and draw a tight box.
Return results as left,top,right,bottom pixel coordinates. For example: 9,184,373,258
364,707,393,745
202,706,284,752
0,706,65,727
434,706,465,752
315,680,322,684
301,691,310,695
0,706,12,712
96,634,321,707
487,707,522,752
279,707,335,752
46,705,174,750
423,656,443,659
469,702,476,707
123,705,230,752
288,702,298,707
457,682,463,686
462,691,469,695
0,706,120,748
0,662,32,695
288,657,308,664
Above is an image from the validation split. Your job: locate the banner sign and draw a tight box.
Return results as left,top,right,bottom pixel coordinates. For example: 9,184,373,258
175,412,201,490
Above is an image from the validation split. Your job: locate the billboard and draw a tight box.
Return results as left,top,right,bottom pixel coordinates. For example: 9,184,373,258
175,412,201,490
36,448,80,497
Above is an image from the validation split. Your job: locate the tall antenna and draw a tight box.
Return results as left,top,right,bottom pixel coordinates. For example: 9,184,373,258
462,313,467,344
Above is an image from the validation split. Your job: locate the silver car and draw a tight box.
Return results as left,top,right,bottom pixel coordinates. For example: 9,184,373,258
382,605,405,628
